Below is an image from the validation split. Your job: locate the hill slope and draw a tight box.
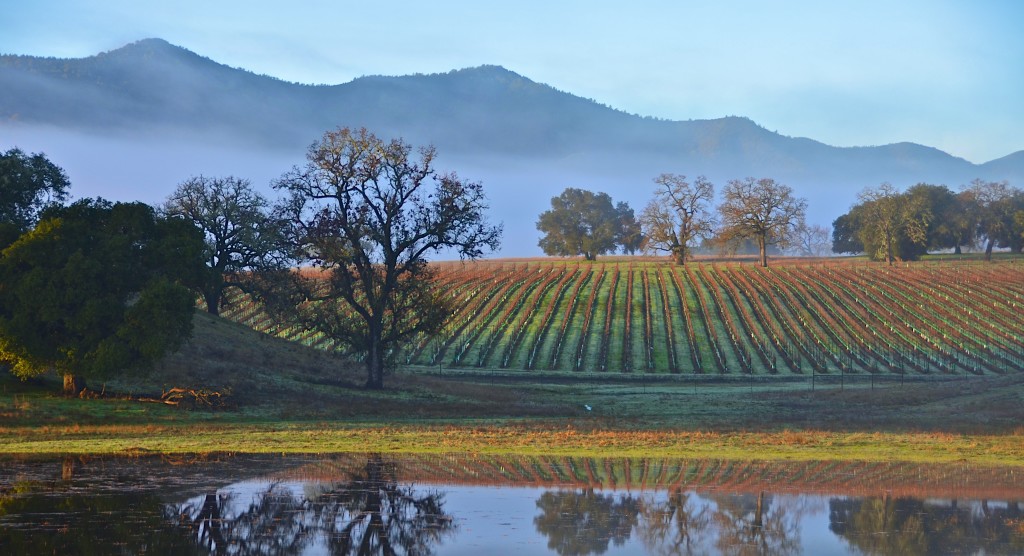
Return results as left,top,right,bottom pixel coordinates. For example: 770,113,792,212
3,38,1021,181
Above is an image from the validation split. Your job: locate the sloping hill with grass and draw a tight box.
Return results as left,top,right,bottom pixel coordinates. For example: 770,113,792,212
220,257,1024,379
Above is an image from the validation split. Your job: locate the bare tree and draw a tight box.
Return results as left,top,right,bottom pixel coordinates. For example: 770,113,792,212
717,177,806,267
164,176,285,315
791,222,832,257
640,174,715,265
272,128,501,389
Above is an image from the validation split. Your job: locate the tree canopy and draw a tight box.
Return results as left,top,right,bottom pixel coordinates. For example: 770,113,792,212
0,199,205,393
832,180,1023,261
272,127,501,389
163,175,286,315
717,177,806,267
640,174,715,265
536,187,638,260
0,147,70,245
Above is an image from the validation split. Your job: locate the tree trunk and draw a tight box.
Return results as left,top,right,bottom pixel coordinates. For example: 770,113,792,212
204,289,221,316
985,237,995,261
758,237,768,267
673,247,686,265
365,332,385,389
954,244,962,255
63,374,85,396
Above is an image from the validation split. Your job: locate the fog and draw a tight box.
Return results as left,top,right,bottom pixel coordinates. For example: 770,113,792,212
3,124,867,259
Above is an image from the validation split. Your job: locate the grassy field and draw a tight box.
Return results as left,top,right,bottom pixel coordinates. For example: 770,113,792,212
3,277,1023,464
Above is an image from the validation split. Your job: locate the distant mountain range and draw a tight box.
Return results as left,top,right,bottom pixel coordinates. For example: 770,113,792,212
2,38,1021,255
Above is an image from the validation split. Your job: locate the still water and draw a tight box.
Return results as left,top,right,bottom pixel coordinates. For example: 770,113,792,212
1,453,1021,555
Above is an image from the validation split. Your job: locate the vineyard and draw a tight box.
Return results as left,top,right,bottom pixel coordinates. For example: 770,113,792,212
220,258,1024,377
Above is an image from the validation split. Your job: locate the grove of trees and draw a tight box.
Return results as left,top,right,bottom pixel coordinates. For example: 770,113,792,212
833,180,1024,262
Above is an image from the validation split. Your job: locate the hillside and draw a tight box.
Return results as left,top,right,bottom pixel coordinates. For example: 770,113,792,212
4,259,1024,434
2,38,1024,244
221,257,1024,380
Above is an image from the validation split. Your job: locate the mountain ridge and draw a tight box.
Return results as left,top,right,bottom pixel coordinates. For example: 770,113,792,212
1,39,1021,256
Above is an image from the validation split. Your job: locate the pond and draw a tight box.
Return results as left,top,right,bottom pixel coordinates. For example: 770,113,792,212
1,453,1022,555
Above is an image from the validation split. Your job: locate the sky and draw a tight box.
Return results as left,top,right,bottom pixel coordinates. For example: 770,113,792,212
2,0,1022,164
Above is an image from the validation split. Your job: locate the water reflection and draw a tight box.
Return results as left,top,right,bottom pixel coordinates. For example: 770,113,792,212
534,488,640,555
830,495,1024,555
168,454,455,555
2,453,1023,555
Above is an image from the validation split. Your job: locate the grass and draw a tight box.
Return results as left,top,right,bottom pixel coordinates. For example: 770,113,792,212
2,306,1023,464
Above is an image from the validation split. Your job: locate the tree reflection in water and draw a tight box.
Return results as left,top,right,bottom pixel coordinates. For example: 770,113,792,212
709,491,804,556
534,488,813,556
830,495,1024,555
635,488,711,556
534,488,641,555
170,454,456,555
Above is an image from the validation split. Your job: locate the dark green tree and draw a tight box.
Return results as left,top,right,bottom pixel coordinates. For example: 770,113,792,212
906,183,962,252
273,127,501,389
163,175,286,315
615,201,644,255
0,147,70,245
537,187,635,260
0,199,205,394
832,210,865,255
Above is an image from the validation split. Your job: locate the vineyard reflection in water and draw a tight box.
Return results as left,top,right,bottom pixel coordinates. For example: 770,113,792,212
1,453,1023,555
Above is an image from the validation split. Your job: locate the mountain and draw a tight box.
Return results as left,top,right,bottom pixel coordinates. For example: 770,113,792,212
2,38,1022,255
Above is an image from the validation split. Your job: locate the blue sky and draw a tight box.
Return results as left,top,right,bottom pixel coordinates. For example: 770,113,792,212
2,0,1022,163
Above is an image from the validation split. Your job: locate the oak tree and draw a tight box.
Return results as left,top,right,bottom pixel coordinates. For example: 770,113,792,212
536,187,636,260
272,128,501,389
856,183,931,265
640,174,715,265
717,177,806,267
164,176,286,315
0,199,205,393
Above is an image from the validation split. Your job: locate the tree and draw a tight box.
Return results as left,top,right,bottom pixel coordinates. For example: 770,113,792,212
792,222,832,257
831,210,864,255
615,201,644,255
536,188,635,260
0,199,205,394
640,174,715,265
0,147,70,245
964,179,1019,261
856,183,931,265
905,183,962,253
272,127,501,389
717,177,807,267
163,175,286,315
